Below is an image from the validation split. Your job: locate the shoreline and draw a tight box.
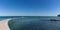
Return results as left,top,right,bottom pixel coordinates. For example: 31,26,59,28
0,18,11,30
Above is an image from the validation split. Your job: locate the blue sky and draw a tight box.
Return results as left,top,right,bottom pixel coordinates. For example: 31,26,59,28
0,0,60,16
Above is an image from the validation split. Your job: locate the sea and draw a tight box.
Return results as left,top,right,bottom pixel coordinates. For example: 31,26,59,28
1,16,60,30
0,16,60,21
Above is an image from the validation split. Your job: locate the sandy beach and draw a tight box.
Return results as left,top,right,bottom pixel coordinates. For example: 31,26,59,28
0,18,11,30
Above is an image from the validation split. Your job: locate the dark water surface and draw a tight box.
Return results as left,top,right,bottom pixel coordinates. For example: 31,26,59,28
0,16,60,30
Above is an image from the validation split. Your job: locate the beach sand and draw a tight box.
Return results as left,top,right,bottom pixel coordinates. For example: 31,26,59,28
0,18,11,30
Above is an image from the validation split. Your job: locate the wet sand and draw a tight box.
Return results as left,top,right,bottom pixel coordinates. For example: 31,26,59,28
0,18,11,30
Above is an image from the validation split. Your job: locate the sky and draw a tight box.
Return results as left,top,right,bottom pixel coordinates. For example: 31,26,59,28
0,0,60,16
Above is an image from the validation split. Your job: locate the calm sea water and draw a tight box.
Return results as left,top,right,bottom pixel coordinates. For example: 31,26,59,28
1,16,60,30
1,16,58,30
0,16,60,20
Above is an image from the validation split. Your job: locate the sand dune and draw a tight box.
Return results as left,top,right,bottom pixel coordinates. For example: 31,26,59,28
0,18,12,30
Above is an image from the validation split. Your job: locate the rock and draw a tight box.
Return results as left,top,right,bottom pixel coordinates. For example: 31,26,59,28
57,14,60,17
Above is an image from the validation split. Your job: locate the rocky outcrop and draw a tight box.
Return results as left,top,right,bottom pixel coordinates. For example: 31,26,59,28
58,14,60,17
